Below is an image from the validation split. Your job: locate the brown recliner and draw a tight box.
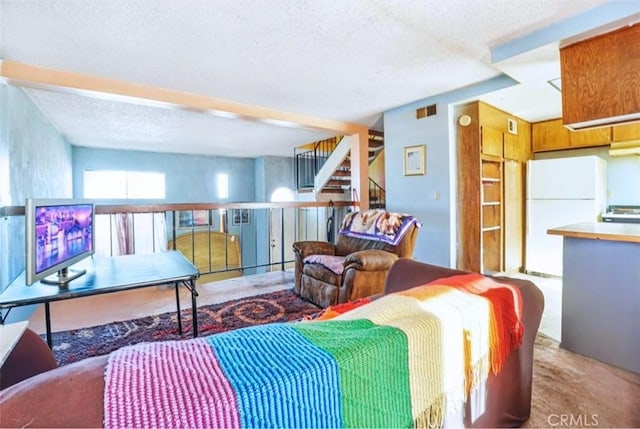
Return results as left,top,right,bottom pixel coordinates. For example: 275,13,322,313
293,210,420,308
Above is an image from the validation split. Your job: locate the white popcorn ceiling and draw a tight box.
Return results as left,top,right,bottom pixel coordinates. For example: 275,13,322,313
0,0,609,157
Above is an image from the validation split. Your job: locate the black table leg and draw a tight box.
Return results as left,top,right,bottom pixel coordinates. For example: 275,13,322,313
45,302,52,348
175,281,183,335
191,278,198,337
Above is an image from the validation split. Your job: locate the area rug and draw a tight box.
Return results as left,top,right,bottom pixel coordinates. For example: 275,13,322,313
46,289,322,366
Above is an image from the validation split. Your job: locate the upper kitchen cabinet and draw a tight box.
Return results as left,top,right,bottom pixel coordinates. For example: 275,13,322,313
560,22,640,130
532,118,611,152
531,119,569,152
569,126,611,148
612,123,640,142
481,126,503,158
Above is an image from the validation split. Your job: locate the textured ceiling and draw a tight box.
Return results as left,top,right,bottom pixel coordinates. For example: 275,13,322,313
0,0,613,157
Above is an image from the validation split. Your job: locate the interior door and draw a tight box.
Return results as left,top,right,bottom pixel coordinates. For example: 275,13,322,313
270,207,296,271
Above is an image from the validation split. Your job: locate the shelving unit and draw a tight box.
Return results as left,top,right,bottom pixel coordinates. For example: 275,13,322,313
456,100,530,275
480,158,503,272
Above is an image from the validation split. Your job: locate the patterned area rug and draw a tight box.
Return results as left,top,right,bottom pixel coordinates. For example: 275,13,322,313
46,289,322,366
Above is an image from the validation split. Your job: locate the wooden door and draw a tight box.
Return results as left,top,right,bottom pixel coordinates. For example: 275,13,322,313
503,160,524,273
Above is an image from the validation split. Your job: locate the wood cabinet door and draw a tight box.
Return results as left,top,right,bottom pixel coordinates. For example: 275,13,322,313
612,123,640,141
481,127,503,157
532,119,569,151
503,160,523,273
569,127,611,147
503,132,520,160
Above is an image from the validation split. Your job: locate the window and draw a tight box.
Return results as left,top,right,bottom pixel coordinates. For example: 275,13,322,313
84,170,165,199
270,187,295,202
217,173,229,199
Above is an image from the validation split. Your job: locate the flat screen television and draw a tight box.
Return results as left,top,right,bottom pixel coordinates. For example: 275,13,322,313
25,198,95,286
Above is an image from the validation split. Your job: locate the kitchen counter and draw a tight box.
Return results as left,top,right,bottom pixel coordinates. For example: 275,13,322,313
551,222,640,374
547,221,640,243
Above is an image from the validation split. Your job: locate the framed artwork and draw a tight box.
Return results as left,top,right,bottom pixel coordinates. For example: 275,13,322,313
231,208,251,226
178,210,211,228
403,144,426,176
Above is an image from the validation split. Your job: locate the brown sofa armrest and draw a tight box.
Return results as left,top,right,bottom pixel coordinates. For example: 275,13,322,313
344,250,399,271
0,329,58,390
292,241,336,260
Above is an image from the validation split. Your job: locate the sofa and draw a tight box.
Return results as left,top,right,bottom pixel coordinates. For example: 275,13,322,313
293,209,420,307
0,259,544,428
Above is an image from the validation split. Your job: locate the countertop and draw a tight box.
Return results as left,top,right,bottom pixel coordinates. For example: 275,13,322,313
547,222,640,244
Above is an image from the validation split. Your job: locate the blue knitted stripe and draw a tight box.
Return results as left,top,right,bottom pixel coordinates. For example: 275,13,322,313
206,324,342,428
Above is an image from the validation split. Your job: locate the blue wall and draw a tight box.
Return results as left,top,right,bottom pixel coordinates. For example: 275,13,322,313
0,84,73,321
384,76,518,267
72,147,256,203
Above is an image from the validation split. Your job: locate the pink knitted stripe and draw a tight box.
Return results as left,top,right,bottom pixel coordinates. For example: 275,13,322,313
104,338,240,428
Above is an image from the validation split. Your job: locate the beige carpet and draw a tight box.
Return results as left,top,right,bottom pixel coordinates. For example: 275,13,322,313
525,335,640,428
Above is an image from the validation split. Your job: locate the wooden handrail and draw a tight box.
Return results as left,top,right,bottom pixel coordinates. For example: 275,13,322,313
1,200,358,217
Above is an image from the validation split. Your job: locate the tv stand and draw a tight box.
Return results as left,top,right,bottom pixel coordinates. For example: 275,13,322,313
41,267,87,286
0,251,199,348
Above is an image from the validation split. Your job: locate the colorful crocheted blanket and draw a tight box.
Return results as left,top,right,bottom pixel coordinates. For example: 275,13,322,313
104,274,522,429
338,209,421,246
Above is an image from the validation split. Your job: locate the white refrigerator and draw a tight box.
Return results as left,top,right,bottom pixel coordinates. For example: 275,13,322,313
526,155,607,277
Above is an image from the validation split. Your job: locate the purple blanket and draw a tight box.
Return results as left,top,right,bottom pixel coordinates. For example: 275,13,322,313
339,210,421,246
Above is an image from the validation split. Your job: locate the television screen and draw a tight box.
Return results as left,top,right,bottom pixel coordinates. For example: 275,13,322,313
25,198,95,286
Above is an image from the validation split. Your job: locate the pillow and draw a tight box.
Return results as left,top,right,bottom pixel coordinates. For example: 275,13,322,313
303,254,346,275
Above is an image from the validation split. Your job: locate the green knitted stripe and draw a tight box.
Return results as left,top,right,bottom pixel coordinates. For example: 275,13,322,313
293,319,412,428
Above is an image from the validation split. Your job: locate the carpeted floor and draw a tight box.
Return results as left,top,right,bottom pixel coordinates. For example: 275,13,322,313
524,334,640,428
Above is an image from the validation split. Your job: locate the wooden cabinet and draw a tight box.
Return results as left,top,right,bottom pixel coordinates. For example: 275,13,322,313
481,127,503,157
481,159,503,272
612,123,640,142
532,119,569,151
503,132,520,160
569,127,611,147
503,160,524,273
532,118,612,152
560,23,640,129
456,101,528,274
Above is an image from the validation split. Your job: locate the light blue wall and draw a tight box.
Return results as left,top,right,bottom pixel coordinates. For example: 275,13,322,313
72,147,255,203
384,75,518,267
0,84,73,321
254,156,294,202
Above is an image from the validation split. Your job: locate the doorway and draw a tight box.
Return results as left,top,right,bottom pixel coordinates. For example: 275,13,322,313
269,187,296,271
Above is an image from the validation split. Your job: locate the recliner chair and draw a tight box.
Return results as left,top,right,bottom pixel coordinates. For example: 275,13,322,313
293,209,421,308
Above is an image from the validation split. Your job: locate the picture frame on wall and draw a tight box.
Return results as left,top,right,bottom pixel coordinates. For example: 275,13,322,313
403,144,426,176
231,208,251,226
178,210,211,228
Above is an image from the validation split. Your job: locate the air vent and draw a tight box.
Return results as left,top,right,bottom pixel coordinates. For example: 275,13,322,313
416,104,437,119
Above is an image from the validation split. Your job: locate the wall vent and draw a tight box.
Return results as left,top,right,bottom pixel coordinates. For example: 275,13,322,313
416,104,437,119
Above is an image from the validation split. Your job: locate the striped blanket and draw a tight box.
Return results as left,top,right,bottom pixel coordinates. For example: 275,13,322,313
104,274,522,428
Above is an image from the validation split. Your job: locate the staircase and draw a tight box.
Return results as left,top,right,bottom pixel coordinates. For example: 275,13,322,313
295,130,385,207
